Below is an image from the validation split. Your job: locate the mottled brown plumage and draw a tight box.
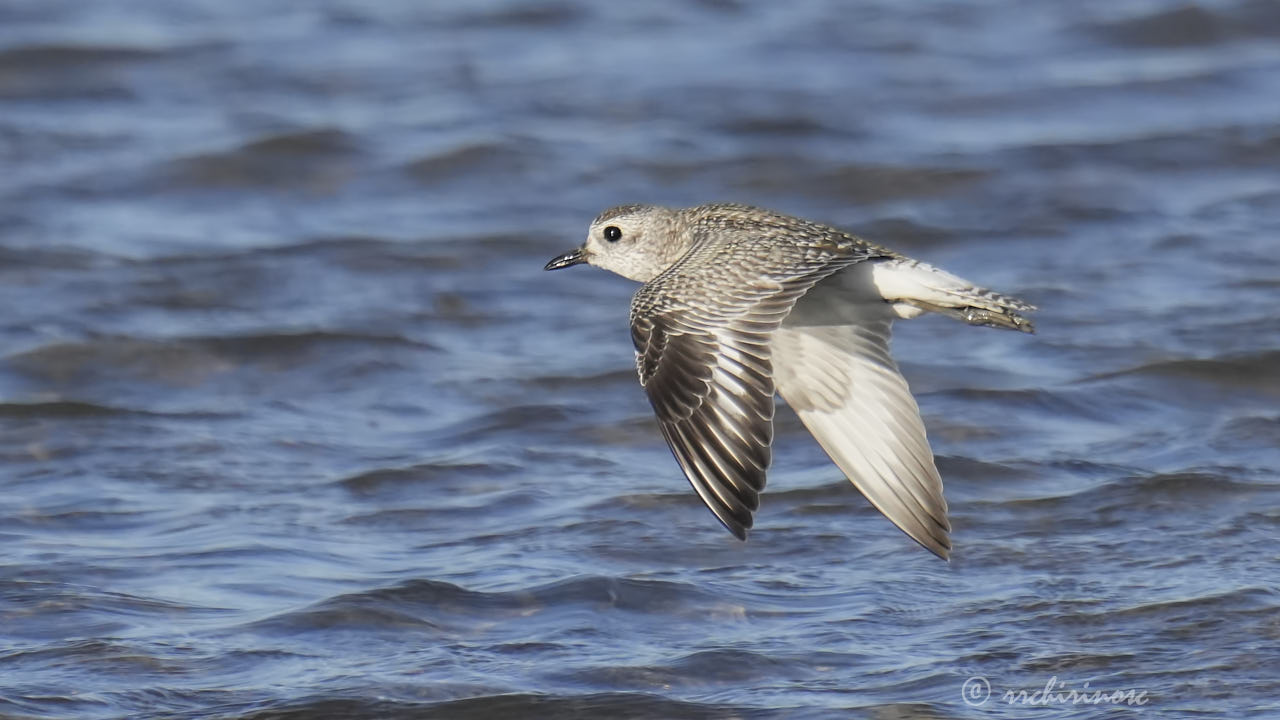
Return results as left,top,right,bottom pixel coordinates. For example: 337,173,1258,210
546,203,1036,558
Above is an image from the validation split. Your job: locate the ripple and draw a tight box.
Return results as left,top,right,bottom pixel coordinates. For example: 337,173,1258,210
1084,351,1280,394
0,44,167,70
1096,586,1279,621
5,332,432,386
1086,1,1280,48
233,692,763,720
0,400,147,418
986,470,1277,512
564,648,810,689
165,129,363,190
335,461,518,497
929,386,1109,420
249,575,732,637
405,141,544,185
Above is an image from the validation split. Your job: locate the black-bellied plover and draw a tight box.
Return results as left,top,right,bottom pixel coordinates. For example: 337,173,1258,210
545,203,1035,559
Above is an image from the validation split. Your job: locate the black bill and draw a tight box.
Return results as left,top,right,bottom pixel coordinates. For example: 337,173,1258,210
544,248,588,271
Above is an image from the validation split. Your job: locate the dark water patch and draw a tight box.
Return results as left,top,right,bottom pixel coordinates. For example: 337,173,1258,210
586,489,709,516
452,2,586,28
760,479,866,506
1089,586,1279,623
522,367,638,391
439,404,576,443
248,603,448,635
7,339,233,388
336,461,519,497
1018,649,1142,674
405,141,542,186
656,157,990,203
0,42,220,101
795,165,989,203
271,237,461,273
257,575,729,630
165,129,362,190
928,386,1110,421
987,471,1276,514
1083,351,1280,394
238,129,360,157
1,507,157,533
0,44,167,70
0,638,186,674
563,648,808,690
933,456,1027,484
1229,276,1280,291
0,244,123,270
714,113,832,137
144,236,457,270
1086,1,1280,48
340,500,535,530
188,331,433,358
1009,125,1280,172
574,414,669,447
422,291,497,326
6,332,432,388
931,456,1039,497
0,581,223,641
0,400,145,418
1038,458,1147,479
470,231,568,256
1211,414,1280,451
1195,187,1280,219
852,217,958,250
231,692,768,720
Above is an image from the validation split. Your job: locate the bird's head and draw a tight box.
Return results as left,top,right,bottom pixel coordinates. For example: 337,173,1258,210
544,204,685,283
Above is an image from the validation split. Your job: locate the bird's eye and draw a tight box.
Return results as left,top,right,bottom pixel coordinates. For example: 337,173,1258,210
604,226,622,242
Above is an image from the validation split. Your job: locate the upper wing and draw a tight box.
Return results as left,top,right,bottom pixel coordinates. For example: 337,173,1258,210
630,228,875,538
631,305,777,537
772,304,951,558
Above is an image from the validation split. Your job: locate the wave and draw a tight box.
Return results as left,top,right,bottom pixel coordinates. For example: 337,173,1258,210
6,332,432,375
928,386,1108,420
164,128,363,189
335,461,519,496
230,692,760,720
0,399,232,419
981,470,1277,513
0,44,168,71
1082,351,1280,392
248,575,727,637
1084,1,1280,49
404,141,544,186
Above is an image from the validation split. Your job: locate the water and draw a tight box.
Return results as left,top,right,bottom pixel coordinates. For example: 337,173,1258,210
2,1,1279,717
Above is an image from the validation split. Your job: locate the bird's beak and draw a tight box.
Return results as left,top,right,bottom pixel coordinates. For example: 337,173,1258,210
544,247,588,271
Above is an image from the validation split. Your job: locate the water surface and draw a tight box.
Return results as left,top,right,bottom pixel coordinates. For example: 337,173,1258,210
2,1,1279,718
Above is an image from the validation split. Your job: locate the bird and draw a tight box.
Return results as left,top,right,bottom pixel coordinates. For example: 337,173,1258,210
544,203,1035,559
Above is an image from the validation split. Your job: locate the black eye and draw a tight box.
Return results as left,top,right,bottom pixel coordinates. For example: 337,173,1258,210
604,225,622,242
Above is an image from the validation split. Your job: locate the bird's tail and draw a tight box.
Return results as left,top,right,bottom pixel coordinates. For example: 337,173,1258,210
870,258,1037,333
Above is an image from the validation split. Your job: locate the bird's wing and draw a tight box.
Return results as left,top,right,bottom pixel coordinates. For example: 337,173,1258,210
630,234,873,538
630,298,781,537
772,303,951,559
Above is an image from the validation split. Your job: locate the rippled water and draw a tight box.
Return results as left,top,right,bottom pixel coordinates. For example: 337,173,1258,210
2,1,1279,718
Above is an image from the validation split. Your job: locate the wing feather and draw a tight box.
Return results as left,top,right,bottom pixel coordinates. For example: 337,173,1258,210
773,312,952,559
631,256,864,537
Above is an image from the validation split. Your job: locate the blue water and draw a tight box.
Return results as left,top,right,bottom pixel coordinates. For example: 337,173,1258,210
2,1,1279,718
